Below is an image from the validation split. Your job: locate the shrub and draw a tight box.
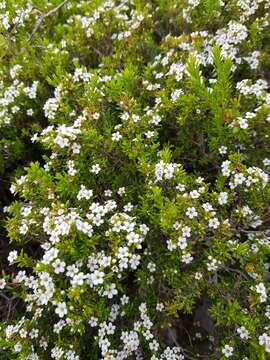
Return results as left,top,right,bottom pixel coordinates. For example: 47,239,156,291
1,0,270,359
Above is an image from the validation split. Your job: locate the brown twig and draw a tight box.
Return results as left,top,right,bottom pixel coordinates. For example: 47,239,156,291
29,0,68,40
223,267,249,280
0,293,17,320
167,328,198,360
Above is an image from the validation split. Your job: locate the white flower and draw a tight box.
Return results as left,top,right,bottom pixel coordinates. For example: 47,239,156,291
117,187,126,196
178,236,187,249
237,326,249,340
43,98,59,119
70,143,80,155
66,264,79,278
202,202,213,212
14,343,22,352
186,207,198,219
176,183,185,191
67,160,77,176
182,226,191,237
90,270,105,286
145,130,154,138
103,283,118,299
77,185,93,200
190,190,200,199
171,88,184,102
234,173,246,186
52,259,66,274
8,250,18,264
208,218,220,229
147,262,156,272
90,164,101,174
219,146,227,155
89,316,98,327
156,303,164,311
71,272,85,287
181,253,193,264
222,344,233,358
195,272,202,280
104,189,112,197
123,202,133,212
238,117,248,129
149,340,159,351
207,256,221,271
218,192,228,205
255,282,267,303
10,64,22,79
0,278,6,289
55,302,67,318
24,81,39,99
112,131,122,141
155,160,179,182
19,223,29,235
93,112,100,120
130,254,141,269
221,160,231,177
149,114,161,125
121,112,129,121
126,232,142,246
19,329,27,338
259,333,270,345
42,247,59,264
120,295,129,305
259,333,270,352
263,158,270,167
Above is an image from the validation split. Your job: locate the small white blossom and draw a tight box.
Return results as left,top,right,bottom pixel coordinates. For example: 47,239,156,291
186,207,198,219
112,131,122,141
90,164,101,174
8,250,18,264
55,302,67,318
222,344,233,358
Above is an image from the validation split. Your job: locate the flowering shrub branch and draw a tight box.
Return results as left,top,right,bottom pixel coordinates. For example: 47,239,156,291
1,0,270,359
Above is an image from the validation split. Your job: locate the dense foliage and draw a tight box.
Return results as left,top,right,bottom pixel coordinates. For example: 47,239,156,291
1,0,270,359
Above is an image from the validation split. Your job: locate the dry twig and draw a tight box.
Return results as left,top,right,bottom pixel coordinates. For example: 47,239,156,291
29,0,68,40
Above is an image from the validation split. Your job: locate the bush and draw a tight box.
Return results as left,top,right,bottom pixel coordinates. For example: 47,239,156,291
1,0,270,359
